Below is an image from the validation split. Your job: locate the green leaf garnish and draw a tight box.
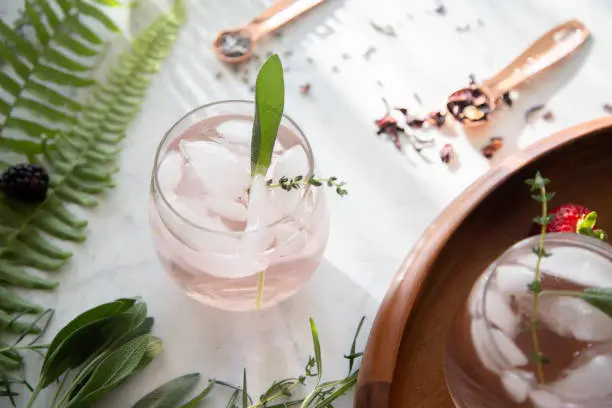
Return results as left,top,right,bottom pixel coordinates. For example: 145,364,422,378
576,211,607,241
580,288,612,318
132,373,201,408
251,54,285,177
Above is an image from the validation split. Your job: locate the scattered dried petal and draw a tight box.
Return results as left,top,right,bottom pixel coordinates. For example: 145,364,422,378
395,107,409,116
481,137,503,159
428,111,446,128
283,50,293,57
215,72,223,80
463,105,485,121
456,24,471,32
603,104,612,114
468,74,477,86
434,4,446,15
364,46,377,60
407,118,425,129
307,57,314,64
413,93,422,105
502,91,513,107
299,83,311,95
332,65,340,73
477,18,485,26
542,111,554,122
440,144,454,163
370,20,397,37
525,104,546,123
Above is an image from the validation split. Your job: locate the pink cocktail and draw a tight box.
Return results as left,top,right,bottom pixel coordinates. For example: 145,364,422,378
149,101,329,311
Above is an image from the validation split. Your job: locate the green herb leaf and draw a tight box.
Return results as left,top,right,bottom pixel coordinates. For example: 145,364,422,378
132,373,201,408
300,318,323,407
242,369,248,408
179,381,215,408
346,316,365,375
66,334,155,407
580,288,612,318
39,299,137,387
577,211,598,231
251,54,285,176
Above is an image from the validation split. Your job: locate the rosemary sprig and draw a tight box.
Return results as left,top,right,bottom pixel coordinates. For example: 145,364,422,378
525,171,553,384
149,316,367,408
266,175,348,197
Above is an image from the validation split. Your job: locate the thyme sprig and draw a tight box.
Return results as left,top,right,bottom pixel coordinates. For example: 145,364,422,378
132,316,366,408
266,175,348,197
525,171,553,383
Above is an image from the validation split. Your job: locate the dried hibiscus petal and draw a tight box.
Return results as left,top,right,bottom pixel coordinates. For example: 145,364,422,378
481,136,503,159
407,118,425,129
428,111,446,128
440,143,454,163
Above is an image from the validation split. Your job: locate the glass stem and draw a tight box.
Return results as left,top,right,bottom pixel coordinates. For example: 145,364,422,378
255,271,265,309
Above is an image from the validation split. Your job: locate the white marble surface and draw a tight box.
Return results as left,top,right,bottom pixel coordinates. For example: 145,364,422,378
11,0,612,406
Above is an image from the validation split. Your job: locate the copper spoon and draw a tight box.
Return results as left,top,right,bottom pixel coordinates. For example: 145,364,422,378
446,19,590,128
213,0,325,64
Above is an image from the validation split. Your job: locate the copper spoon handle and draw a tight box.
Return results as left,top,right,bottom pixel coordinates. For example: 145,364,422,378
248,0,325,41
250,0,295,24
483,19,590,98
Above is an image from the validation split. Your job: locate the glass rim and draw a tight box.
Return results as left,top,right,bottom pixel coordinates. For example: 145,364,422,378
481,232,612,371
151,100,316,236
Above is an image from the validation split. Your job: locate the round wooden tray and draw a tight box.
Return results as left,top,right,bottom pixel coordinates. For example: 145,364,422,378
355,116,612,408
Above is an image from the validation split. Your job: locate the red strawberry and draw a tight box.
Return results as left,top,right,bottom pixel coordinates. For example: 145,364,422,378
546,204,591,233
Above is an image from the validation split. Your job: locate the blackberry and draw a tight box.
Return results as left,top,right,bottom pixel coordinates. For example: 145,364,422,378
0,163,50,203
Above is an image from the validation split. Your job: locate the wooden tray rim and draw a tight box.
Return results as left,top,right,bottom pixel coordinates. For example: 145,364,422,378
355,116,612,408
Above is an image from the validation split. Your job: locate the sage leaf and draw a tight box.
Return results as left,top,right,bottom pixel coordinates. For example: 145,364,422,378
132,373,201,408
66,335,155,408
251,54,285,176
132,335,163,375
40,299,137,387
179,382,215,408
580,288,612,318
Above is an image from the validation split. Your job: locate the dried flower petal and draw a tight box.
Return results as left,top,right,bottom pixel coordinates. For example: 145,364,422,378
603,104,612,114
434,4,446,15
407,118,425,129
370,21,397,37
542,111,554,122
300,83,311,95
364,46,377,60
413,93,422,105
468,74,477,86
463,105,485,121
428,111,446,128
525,104,545,123
481,137,504,159
440,144,454,163
394,107,409,116
501,91,513,107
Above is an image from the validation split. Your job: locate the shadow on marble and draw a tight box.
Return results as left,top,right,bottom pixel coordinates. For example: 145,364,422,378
461,38,594,164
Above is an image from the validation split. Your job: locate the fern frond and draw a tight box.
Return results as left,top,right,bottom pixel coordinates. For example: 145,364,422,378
0,0,118,152
0,0,184,308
